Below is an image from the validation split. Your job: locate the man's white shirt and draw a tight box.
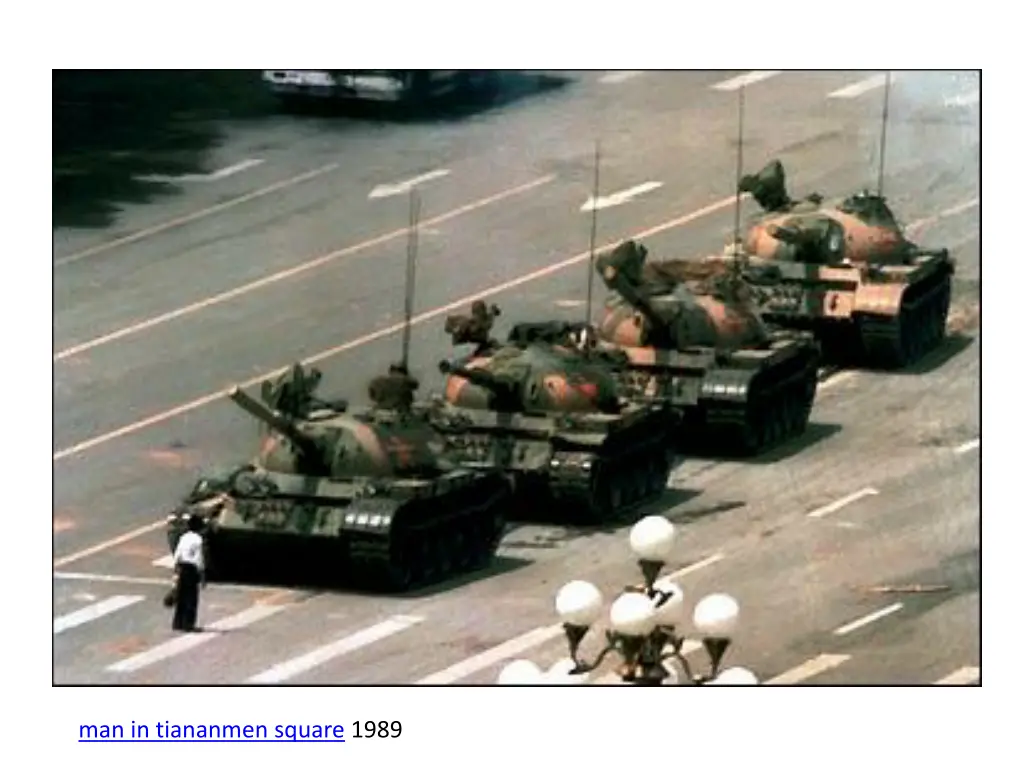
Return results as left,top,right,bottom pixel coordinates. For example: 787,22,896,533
173,531,205,570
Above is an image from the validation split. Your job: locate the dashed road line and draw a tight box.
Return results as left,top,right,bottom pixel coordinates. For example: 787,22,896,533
581,181,663,212
954,438,979,454
53,520,166,568
368,169,451,199
247,615,425,683
807,488,879,519
54,175,555,362
599,71,644,85
934,665,979,685
827,73,889,99
54,595,144,635
711,71,782,91
106,604,287,674
53,191,741,465
55,162,340,267
944,90,979,108
766,654,850,684
834,603,904,636
416,625,564,685
139,158,265,184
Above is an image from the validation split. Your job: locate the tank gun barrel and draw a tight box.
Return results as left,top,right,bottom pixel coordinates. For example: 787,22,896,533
595,249,668,333
228,386,318,453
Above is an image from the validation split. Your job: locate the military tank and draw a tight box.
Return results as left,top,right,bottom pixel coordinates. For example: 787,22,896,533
430,302,674,523
165,362,512,592
732,158,955,368
592,239,821,457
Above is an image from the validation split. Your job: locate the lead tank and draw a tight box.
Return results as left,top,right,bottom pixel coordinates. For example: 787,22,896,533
431,303,673,523
165,363,512,592
593,239,821,456
734,159,955,367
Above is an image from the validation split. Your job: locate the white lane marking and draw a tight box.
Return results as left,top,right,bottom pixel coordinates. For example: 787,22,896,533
766,654,850,684
53,570,296,594
53,174,554,362
934,665,979,685
945,90,979,108
107,604,287,673
55,162,340,267
554,299,585,308
368,168,451,199
665,552,726,581
53,191,741,465
592,640,702,684
54,595,144,635
415,625,565,685
819,370,858,390
834,602,904,636
600,71,644,84
807,487,879,519
139,158,265,184
581,181,663,212
906,198,979,234
53,520,166,568
247,615,425,683
827,74,889,99
711,71,782,91
954,438,980,454
152,554,174,569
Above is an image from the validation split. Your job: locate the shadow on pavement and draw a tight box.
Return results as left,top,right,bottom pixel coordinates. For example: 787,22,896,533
54,70,277,230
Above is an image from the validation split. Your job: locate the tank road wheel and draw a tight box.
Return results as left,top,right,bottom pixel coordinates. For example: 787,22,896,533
582,468,624,524
384,534,418,592
736,399,768,456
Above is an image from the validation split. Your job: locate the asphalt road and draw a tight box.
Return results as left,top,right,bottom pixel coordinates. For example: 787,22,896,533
52,70,980,685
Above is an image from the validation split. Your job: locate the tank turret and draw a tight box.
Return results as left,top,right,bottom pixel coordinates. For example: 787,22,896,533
592,239,821,456
595,239,771,351
431,304,674,523
732,158,956,368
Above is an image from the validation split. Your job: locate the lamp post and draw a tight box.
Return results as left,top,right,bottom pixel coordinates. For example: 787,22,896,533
497,515,758,685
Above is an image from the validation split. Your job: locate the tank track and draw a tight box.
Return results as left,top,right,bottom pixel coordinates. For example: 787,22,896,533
856,272,952,369
346,475,510,592
199,474,509,593
680,347,820,457
546,427,672,523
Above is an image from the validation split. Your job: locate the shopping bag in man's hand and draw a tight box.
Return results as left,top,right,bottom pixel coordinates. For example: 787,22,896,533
162,585,177,608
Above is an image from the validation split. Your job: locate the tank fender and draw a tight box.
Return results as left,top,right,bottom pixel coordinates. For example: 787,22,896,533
853,282,906,318
699,368,755,404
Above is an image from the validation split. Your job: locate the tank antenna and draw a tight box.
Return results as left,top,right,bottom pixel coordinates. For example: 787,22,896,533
877,70,892,197
583,140,601,346
731,84,746,252
400,189,420,373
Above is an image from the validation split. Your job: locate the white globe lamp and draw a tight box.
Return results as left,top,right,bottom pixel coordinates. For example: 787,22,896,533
708,666,759,685
497,659,543,685
609,592,657,637
693,593,739,638
555,580,603,628
629,515,676,562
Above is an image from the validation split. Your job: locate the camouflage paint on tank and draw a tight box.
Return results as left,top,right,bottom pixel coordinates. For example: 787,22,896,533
442,343,622,415
744,208,908,265
596,241,771,352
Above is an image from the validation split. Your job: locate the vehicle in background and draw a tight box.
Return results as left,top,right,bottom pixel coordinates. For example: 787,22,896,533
261,70,500,109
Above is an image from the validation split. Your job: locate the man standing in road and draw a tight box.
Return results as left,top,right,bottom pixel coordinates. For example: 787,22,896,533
171,514,206,632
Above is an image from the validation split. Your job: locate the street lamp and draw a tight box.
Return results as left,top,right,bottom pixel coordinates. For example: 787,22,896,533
497,515,758,685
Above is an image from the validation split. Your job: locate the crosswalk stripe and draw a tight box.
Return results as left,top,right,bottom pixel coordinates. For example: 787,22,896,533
711,71,782,91
54,595,144,635
765,654,850,684
247,615,425,684
106,603,286,673
934,665,979,685
827,74,888,99
152,555,174,569
416,624,565,685
591,639,703,684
